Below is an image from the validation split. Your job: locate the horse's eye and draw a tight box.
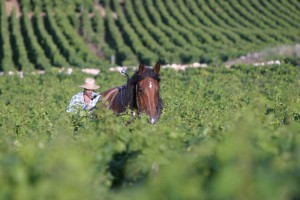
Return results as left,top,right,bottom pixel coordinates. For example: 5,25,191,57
138,88,143,93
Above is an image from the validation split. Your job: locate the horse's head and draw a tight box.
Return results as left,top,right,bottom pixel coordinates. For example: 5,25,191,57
100,61,163,124
135,62,162,124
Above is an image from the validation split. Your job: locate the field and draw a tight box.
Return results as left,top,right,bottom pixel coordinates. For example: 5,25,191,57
1,0,300,200
1,0,300,71
1,63,300,199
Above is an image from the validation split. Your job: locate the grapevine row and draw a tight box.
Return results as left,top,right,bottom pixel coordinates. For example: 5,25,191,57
0,0,299,71
0,2,15,72
20,8,51,70
10,8,34,71
32,7,69,67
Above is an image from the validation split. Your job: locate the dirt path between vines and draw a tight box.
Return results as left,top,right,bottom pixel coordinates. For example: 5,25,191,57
224,44,300,68
6,0,21,17
94,2,106,17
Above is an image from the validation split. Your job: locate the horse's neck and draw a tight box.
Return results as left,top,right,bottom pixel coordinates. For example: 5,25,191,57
101,87,119,102
121,84,137,108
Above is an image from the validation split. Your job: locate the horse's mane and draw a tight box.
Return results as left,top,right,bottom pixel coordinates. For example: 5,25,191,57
128,68,160,85
105,68,163,115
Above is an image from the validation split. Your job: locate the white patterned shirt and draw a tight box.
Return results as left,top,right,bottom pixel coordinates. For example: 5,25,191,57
67,92,101,113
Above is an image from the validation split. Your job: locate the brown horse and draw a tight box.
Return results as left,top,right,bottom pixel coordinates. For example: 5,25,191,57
100,62,163,124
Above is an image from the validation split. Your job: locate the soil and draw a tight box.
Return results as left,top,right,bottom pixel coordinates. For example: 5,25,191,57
5,0,21,17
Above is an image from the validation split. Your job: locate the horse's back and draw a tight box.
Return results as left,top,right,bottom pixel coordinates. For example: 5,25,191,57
101,87,119,104
101,86,126,113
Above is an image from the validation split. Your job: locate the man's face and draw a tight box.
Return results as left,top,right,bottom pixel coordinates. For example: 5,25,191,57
84,89,94,98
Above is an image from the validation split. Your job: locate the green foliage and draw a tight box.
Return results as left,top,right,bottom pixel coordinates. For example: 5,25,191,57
0,2,15,72
0,0,299,199
20,8,51,70
1,0,300,70
10,8,35,72
0,64,300,199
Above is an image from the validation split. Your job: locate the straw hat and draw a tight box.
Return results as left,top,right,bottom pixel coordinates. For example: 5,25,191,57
79,78,100,90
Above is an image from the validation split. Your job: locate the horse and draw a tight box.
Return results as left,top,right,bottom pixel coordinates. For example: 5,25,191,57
100,62,163,124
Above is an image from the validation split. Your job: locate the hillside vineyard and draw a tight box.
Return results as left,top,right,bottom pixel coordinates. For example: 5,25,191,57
0,0,299,72
1,0,300,199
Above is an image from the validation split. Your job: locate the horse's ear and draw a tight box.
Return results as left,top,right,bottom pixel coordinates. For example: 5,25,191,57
138,63,146,74
153,61,160,74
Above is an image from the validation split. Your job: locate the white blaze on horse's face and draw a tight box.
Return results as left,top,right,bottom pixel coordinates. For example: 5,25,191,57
149,81,153,89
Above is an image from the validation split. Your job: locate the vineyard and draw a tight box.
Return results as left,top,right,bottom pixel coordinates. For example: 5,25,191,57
1,63,300,199
0,0,299,72
1,0,300,200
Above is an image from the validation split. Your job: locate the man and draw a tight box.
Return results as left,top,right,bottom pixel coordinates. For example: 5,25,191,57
67,78,101,113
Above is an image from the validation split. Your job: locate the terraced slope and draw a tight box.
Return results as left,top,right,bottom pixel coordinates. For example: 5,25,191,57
0,0,299,72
